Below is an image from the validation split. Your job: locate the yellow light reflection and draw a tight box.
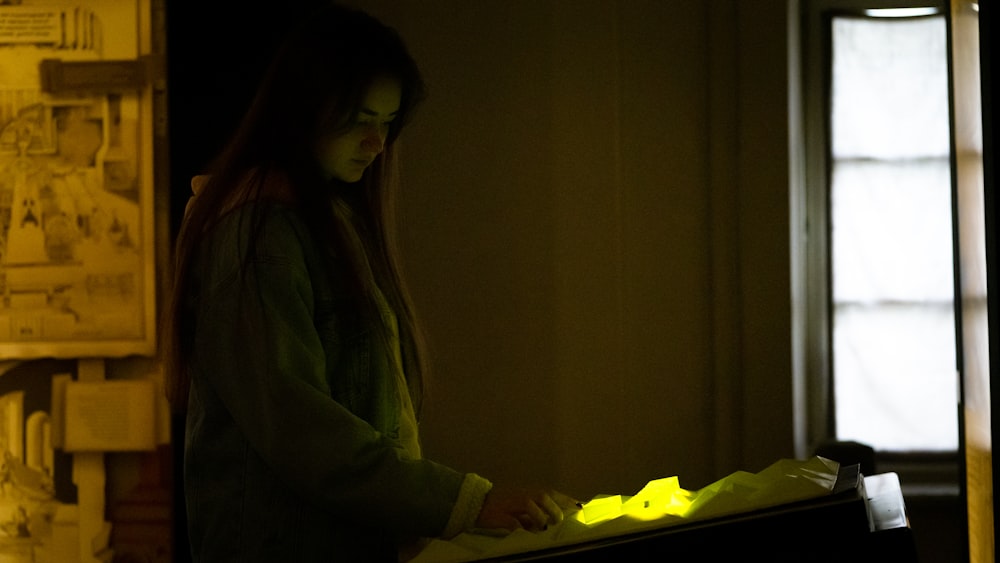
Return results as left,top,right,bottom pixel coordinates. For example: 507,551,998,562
578,495,622,525
621,476,695,521
576,478,697,525
573,457,841,530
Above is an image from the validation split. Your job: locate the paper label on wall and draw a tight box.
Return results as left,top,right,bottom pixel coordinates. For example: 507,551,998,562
63,379,155,451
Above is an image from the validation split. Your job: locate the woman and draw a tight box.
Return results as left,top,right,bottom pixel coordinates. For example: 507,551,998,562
163,4,574,561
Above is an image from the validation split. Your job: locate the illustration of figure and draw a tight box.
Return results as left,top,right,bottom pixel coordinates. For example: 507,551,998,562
4,170,47,265
3,450,54,500
17,197,37,228
1,112,50,265
0,504,29,538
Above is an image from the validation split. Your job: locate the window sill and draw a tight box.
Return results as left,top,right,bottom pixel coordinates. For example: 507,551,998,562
899,483,960,498
875,451,961,499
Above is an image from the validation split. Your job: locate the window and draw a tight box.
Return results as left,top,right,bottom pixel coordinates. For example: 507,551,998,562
829,13,956,451
796,1,959,461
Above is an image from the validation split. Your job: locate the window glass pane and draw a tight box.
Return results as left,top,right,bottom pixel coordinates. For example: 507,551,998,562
829,13,956,452
831,17,949,159
831,159,954,302
834,305,958,450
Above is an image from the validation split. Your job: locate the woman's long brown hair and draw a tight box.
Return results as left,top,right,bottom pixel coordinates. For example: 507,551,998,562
161,4,428,414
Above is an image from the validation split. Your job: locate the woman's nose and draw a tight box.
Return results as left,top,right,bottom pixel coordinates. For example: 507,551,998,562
360,125,386,154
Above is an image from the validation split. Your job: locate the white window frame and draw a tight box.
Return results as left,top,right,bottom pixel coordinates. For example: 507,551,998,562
793,0,959,488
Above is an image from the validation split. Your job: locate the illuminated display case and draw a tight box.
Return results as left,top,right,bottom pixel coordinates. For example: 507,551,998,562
413,460,916,562
480,467,914,562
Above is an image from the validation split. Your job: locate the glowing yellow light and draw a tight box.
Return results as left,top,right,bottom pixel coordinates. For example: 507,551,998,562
620,476,695,520
575,478,698,526
579,495,623,525
572,458,842,530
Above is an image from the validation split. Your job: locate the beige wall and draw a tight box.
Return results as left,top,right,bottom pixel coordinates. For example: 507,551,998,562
349,0,794,497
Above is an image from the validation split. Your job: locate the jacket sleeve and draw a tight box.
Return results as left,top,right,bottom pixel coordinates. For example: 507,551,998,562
190,208,468,537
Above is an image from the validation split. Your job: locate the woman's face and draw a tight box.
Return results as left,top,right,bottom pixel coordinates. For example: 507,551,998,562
315,75,402,183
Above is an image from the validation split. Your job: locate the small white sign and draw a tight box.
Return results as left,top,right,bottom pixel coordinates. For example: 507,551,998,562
62,379,156,452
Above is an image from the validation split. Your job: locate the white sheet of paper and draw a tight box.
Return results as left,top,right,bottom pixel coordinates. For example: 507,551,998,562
62,379,156,452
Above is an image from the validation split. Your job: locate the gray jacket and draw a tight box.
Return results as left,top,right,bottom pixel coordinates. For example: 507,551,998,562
182,203,467,561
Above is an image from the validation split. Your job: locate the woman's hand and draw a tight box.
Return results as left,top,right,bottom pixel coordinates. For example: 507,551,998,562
475,486,579,532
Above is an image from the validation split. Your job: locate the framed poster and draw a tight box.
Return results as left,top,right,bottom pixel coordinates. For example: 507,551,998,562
0,1,157,358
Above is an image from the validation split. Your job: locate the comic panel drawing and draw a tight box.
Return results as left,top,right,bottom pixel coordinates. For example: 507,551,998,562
0,1,155,358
